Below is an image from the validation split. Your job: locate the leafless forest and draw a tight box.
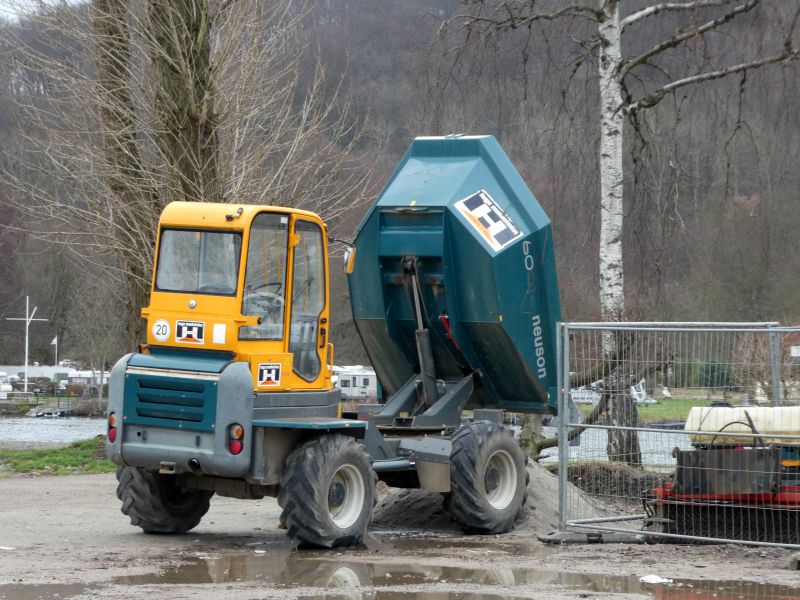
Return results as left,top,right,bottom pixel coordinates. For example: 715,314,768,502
0,0,797,370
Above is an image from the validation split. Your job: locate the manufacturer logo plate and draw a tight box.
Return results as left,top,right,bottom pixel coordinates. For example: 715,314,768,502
175,320,205,344
454,189,522,252
257,363,281,386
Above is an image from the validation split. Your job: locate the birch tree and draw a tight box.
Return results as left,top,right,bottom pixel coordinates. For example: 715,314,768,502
458,0,799,322
455,0,800,464
1,0,369,349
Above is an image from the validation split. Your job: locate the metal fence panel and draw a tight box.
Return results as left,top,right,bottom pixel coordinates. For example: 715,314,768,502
552,322,800,548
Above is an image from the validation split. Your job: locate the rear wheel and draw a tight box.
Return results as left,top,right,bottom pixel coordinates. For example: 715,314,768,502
278,434,376,548
444,421,527,534
116,466,213,534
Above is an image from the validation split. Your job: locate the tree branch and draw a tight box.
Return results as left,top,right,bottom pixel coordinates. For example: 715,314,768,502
454,1,602,33
625,48,799,112
619,0,760,80
621,0,738,31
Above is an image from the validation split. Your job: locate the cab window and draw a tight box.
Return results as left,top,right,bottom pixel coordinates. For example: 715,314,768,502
288,220,325,380
240,213,289,340
155,229,241,295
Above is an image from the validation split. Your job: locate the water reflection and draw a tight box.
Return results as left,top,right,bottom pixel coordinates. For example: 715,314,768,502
114,547,800,600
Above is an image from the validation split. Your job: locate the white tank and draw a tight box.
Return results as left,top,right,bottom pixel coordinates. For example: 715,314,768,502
686,406,800,445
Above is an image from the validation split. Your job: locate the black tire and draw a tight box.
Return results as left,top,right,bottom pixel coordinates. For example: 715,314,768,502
444,421,527,534
278,434,376,549
116,466,213,534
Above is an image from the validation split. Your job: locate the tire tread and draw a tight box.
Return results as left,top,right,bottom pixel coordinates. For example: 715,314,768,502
278,435,376,548
444,421,527,534
116,466,212,534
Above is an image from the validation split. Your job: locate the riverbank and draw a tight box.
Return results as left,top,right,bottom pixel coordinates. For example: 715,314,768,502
0,436,114,476
0,402,32,416
0,395,106,417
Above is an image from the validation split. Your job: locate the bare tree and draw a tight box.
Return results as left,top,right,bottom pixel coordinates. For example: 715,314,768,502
1,0,369,349
64,273,126,403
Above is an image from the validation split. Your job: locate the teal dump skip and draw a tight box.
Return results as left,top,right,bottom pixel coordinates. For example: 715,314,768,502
348,135,562,413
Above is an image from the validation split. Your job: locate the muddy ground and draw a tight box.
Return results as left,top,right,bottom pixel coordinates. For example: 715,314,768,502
1,469,799,600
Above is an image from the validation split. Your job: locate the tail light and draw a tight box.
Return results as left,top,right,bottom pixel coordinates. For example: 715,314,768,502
228,423,244,455
107,413,117,443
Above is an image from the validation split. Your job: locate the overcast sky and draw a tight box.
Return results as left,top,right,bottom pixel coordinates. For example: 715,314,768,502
0,2,15,19
0,1,55,21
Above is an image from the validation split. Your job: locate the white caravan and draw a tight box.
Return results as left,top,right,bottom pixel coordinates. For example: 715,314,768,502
332,365,379,401
0,372,12,400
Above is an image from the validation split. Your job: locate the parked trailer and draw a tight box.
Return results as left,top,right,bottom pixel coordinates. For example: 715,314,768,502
106,135,561,548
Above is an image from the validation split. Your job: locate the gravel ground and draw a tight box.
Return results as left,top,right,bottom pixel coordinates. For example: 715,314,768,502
1,470,800,599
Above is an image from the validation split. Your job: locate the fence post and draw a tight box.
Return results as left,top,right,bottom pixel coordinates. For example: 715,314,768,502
557,322,569,533
768,326,782,407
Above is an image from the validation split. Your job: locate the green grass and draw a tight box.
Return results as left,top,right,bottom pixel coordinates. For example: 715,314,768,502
576,397,715,423
0,436,115,476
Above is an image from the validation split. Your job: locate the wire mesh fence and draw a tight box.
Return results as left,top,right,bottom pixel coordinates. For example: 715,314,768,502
550,322,800,548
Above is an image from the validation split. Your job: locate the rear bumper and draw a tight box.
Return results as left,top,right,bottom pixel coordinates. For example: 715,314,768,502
106,353,253,477
115,426,249,477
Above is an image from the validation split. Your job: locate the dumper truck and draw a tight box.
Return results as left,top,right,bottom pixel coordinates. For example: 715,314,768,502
105,135,562,548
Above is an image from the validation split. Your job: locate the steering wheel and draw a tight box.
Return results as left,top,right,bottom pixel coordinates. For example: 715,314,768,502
243,289,285,316
197,282,234,294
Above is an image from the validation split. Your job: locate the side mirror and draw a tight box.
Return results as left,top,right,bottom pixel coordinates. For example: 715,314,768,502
343,247,356,274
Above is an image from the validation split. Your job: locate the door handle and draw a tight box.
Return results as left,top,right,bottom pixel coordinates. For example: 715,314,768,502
319,317,328,348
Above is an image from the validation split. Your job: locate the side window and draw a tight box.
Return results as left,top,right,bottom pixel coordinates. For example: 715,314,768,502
363,378,369,388
240,214,289,340
341,380,350,388
288,220,325,380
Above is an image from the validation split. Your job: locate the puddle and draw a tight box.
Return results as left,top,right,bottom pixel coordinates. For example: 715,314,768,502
296,594,527,600
0,583,89,599
4,537,797,600
378,536,549,558
113,545,800,600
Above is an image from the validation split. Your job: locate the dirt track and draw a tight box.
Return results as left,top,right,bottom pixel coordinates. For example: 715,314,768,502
1,473,799,599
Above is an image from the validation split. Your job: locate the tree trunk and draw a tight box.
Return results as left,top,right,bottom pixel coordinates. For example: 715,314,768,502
98,355,106,403
148,0,221,201
603,389,642,466
92,0,159,351
598,1,624,321
598,3,640,466
124,265,151,352
520,414,546,457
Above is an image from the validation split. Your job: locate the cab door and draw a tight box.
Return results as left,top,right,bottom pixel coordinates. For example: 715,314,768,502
287,218,330,386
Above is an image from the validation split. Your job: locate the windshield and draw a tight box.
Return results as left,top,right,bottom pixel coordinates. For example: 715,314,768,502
155,229,242,295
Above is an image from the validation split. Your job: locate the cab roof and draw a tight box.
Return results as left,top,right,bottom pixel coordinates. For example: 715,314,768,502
159,201,324,230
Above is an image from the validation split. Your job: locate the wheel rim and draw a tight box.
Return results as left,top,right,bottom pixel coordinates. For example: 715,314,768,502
327,464,366,529
484,449,517,510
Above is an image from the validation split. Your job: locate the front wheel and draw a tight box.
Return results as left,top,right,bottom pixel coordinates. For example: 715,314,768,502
444,421,528,534
278,434,376,548
116,466,213,534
